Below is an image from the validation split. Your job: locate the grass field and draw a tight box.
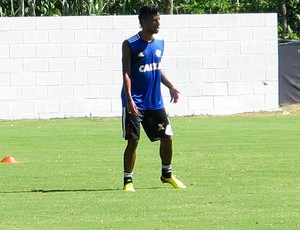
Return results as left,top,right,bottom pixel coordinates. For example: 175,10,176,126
0,108,300,229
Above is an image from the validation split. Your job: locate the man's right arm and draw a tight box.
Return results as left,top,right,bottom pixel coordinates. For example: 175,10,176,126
122,40,132,101
122,40,139,115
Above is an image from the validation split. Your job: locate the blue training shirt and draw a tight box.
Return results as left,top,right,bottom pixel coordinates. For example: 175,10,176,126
121,33,165,110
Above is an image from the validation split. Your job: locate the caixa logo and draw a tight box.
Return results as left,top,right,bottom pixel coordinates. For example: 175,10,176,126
139,62,161,72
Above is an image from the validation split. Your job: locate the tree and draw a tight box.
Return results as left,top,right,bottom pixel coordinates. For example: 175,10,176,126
30,0,36,16
163,0,173,14
280,0,288,36
18,0,24,16
277,0,300,39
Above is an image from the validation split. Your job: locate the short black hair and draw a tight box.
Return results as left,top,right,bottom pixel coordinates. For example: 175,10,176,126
138,4,159,28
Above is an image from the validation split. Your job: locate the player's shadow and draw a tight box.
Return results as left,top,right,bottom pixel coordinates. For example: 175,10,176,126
0,188,120,194
0,186,162,194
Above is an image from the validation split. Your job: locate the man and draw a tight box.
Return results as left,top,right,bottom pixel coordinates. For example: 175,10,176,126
121,4,186,192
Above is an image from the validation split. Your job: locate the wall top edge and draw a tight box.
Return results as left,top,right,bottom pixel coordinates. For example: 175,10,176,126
0,12,277,19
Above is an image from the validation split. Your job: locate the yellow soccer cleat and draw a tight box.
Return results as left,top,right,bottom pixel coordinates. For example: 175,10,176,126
161,175,186,189
123,182,136,192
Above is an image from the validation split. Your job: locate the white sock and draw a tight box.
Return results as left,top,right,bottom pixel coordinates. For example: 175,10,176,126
124,172,133,178
162,164,172,171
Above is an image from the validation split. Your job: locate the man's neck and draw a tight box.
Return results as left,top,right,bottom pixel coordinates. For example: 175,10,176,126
139,31,154,43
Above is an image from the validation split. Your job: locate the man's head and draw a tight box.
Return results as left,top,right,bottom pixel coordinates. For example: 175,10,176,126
138,4,160,34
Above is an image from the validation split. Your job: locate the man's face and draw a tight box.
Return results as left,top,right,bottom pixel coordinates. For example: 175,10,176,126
143,14,160,34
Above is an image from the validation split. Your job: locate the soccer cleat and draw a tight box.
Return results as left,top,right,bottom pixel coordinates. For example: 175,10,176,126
123,182,136,192
161,175,186,189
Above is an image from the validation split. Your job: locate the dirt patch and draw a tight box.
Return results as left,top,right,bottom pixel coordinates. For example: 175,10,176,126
281,104,300,115
235,104,300,117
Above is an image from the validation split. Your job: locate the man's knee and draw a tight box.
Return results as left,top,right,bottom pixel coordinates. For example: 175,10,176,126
127,139,139,148
161,136,172,144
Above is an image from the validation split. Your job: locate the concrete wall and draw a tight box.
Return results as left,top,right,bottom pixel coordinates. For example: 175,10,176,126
0,14,278,120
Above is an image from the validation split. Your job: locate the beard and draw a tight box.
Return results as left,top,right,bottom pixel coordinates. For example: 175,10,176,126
149,27,159,34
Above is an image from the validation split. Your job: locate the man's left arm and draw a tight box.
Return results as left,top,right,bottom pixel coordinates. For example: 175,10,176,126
161,71,180,103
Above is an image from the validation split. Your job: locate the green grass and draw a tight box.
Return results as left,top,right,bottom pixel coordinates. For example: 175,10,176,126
0,114,299,229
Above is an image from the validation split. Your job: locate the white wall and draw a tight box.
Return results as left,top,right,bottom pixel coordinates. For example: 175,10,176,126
0,14,278,120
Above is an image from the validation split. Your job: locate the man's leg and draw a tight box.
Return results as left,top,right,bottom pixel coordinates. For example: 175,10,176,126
160,136,173,178
160,136,186,189
123,139,138,191
124,139,139,173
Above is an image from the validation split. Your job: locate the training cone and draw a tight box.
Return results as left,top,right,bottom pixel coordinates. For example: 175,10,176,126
1,156,19,164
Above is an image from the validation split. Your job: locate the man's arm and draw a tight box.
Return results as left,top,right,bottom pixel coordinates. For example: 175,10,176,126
122,40,139,115
161,71,180,103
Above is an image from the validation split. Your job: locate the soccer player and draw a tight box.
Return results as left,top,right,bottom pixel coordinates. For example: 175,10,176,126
121,4,186,192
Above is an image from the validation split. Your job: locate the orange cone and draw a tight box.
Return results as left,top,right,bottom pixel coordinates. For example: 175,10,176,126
1,156,19,164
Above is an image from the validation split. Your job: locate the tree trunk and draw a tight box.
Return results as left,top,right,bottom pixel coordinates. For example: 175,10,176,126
164,0,173,14
79,0,84,15
279,0,288,35
18,0,24,16
31,0,36,16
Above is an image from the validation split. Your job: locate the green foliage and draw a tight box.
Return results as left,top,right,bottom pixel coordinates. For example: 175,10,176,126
279,25,300,40
0,0,300,39
238,0,277,13
0,0,19,16
283,0,300,39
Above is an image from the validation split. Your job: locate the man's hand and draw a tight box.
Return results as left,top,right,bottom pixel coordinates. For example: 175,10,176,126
169,87,180,103
127,99,139,116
